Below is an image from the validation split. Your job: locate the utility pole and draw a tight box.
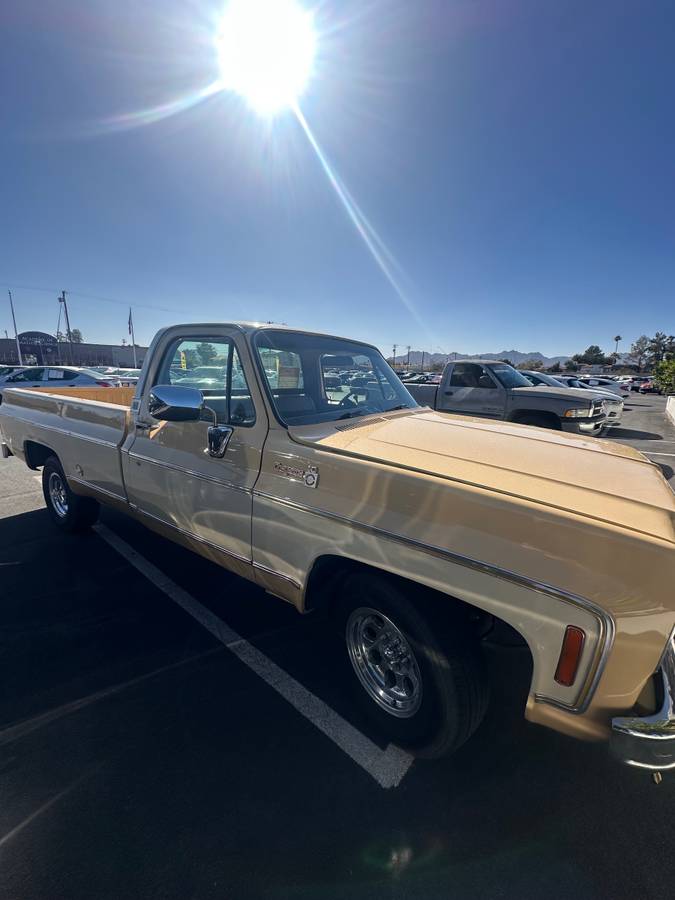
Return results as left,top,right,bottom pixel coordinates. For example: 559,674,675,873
406,345,411,368
59,291,74,365
392,343,397,369
421,350,425,371
8,290,23,365
128,308,138,368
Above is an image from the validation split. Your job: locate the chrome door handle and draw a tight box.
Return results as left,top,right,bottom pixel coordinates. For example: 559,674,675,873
207,425,233,458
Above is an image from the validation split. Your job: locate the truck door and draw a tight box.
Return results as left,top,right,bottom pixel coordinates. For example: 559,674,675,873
122,328,268,566
436,363,505,418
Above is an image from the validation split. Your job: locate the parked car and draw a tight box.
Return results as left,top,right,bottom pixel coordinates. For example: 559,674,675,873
0,366,120,390
323,374,342,390
404,373,434,384
639,379,662,395
630,376,652,392
522,371,623,428
576,376,629,398
111,368,142,386
2,321,674,774
406,360,608,435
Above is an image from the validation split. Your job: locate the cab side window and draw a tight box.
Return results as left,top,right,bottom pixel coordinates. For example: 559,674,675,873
156,337,255,426
449,363,494,389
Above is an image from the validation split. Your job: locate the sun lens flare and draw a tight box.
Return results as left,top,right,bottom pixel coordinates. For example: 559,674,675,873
217,0,316,115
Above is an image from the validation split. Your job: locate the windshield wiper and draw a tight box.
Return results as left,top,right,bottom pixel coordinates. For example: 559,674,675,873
337,409,370,420
383,404,409,413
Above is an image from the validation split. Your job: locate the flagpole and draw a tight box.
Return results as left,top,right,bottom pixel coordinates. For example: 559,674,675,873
129,307,138,368
8,290,23,365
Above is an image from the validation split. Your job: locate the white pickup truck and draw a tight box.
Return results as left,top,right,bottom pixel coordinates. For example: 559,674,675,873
2,322,674,771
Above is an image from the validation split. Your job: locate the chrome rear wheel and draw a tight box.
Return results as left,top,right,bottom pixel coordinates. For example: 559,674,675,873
48,471,68,518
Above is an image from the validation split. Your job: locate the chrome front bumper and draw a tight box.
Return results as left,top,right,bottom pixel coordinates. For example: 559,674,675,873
602,399,623,427
611,630,675,771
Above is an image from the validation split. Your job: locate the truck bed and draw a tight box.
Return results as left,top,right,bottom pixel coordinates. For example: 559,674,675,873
27,386,136,406
405,382,439,408
0,386,136,501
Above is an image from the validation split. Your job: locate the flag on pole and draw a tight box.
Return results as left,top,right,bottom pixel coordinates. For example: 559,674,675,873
128,308,133,335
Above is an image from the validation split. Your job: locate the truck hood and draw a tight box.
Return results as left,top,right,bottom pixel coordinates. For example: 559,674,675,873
290,410,675,543
509,385,601,404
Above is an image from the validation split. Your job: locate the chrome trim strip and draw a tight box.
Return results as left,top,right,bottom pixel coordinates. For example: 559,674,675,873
129,504,253,567
20,419,120,448
252,561,302,590
253,490,615,714
126,451,252,495
69,476,127,504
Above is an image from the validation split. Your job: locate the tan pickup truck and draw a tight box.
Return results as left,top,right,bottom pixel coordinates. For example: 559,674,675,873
1,322,674,771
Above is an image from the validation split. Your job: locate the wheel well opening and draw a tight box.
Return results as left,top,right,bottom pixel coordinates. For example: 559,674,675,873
24,441,57,471
509,410,560,429
304,555,529,649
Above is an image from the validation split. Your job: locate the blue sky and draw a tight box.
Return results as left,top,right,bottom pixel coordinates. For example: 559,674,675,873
2,0,674,357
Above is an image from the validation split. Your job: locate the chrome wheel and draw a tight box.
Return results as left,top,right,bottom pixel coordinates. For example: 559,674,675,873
346,607,422,718
48,471,68,518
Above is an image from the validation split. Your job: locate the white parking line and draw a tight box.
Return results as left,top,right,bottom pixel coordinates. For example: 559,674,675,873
645,452,675,458
93,523,414,789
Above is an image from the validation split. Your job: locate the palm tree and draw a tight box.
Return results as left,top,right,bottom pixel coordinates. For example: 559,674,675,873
613,335,622,356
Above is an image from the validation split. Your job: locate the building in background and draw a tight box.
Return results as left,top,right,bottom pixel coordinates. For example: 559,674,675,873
0,332,148,368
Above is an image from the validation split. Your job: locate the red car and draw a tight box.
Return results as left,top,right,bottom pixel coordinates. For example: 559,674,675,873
639,379,661,394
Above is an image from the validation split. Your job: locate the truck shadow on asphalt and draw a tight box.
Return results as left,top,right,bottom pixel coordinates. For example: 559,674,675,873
607,427,663,440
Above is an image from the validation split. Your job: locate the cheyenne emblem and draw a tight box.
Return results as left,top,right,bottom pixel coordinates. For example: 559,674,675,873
274,462,319,487
273,460,319,488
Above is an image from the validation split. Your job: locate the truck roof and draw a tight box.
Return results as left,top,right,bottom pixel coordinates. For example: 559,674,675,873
163,322,380,347
448,359,512,366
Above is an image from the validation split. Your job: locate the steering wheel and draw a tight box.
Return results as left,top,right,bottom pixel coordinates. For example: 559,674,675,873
338,389,365,409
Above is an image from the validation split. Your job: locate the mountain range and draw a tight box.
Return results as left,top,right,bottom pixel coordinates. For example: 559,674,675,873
389,350,570,368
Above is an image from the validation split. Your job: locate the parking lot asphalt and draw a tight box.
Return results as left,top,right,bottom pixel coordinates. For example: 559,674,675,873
607,392,675,483
1,395,674,900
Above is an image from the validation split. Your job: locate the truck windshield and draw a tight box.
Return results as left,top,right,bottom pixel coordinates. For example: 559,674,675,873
255,330,418,426
491,364,534,389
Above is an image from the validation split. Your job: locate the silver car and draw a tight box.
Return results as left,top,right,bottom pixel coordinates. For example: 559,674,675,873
576,376,629,398
0,366,120,389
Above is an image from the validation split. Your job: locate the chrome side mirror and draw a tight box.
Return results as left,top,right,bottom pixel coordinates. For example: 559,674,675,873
148,384,204,421
148,383,233,458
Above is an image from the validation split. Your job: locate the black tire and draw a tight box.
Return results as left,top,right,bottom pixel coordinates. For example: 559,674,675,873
338,571,488,758
516,413,561,430
42,456,100,533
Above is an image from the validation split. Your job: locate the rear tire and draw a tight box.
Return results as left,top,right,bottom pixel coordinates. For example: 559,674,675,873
42,456,100,532
338,571,488,758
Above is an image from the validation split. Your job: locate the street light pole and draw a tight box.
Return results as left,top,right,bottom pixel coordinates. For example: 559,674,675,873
7,290,23,365
59,291,74,365
406,345,411,368
392,344,397,369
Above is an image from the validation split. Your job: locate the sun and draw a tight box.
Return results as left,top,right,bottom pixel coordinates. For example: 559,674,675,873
216,0,316,115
